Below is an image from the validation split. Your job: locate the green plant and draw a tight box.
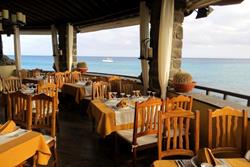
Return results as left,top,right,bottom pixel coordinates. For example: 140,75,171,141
77,62,88,68
173,71,193,84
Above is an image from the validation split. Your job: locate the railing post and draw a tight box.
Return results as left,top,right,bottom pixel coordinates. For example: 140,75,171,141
247,98,250,107
206,90,210,95
223,94,228,100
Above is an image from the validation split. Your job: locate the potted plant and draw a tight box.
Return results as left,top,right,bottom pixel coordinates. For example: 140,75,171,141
77,61,88,73
172,70,196,93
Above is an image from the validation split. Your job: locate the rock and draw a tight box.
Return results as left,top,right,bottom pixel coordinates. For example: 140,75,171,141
0,55,15,65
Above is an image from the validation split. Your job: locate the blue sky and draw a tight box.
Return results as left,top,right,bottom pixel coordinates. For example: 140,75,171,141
2,0,250,58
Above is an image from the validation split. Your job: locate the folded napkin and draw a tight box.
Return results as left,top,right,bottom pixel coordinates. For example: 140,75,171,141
245,150,250,161
197,148,217,166
0,120,17,135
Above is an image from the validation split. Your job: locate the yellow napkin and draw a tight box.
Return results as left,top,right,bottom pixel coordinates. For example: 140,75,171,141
197,148,217,166
0,120,17,135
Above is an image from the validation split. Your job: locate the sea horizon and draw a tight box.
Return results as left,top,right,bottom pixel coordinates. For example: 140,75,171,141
6,55,250,97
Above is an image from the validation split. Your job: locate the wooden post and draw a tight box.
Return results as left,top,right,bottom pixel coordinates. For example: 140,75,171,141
13,25,21,72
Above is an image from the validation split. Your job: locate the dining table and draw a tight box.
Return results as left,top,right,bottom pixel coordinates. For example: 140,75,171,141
0,127,51,167
87,96,148,138
152,158,250,167
22,76,45,85
61,82,92,104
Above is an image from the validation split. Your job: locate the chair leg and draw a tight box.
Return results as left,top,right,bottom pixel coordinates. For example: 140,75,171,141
132,147,137,167
53,143,58,167
92,118,95,132
32,154,37,167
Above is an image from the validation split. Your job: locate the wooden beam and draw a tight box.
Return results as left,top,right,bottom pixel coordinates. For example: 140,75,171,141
78,17,139,33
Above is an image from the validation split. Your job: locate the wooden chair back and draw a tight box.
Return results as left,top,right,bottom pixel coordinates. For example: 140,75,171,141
19,69,29,79
2,76,22,93
64,71,71,83
30,93,56,137
208,106,248,156
37,83,58,111
121,80,135,95
54,72,65,89
164,95,193,112
133,98,163,146
31,69,41,77
7,91,31,129
158,108,200,159
46,72,56,84
71,71,81,83
108,76,121,93
92,81,108,100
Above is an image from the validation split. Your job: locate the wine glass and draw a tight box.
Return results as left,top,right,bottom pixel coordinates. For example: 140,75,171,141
132,90,136,98
113,92,117,99
135,90,140,97
152,92,156,98
120,92,125,98
147,90,152,97
126,94,131,99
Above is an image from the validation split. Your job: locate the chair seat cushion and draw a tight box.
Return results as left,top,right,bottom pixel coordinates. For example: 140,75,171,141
117,127,186,147
43,134,55,144
117,129,157,146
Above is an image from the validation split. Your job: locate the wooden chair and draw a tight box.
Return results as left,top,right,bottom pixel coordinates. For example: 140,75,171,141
108,76,122,93
2,76,22,93
71,71,81,83
54,72,65,89
30,93,58,166
31,69,41,77
19,69,29,79
121,80,135,95
158,108,200,159
116,97,163,166
64,71,71,83
92,81,109,100
164,95,193,112
208,106,248,157
46,72,56,84
7,91,31,129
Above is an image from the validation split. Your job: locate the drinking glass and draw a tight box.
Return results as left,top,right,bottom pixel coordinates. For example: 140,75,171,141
126,94,131,99
152,92,156,98
132,90,136,98
120,92,125,98
113,92,117,99
147,90,152,97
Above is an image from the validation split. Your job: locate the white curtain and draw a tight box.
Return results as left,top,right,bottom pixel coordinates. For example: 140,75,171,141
140,1,150,94
66,23,74,71
158,0,174,99
51,25,59,71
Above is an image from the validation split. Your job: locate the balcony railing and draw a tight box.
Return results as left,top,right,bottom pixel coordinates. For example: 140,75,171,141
194,85,250,107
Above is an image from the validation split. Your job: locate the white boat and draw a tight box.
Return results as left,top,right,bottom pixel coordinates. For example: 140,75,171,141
102,58,114,63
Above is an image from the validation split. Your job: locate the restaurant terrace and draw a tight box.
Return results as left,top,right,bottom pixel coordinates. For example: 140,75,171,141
0,0,249,166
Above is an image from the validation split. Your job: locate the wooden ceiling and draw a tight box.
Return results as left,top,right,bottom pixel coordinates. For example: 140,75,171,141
0,0,244,31
0,0,140,30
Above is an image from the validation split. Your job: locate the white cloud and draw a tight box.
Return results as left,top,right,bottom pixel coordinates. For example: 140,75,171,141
1,1,249,59
183,0,250,58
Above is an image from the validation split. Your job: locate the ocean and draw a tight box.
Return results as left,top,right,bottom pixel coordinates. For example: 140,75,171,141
8,55,250,96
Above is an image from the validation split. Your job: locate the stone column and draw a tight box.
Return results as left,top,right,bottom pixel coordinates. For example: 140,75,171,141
72,29,77,69
148,0,184,93
57,24,78,71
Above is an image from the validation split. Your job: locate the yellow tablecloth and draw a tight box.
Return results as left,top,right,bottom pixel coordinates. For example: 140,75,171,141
87,99,133,138
152,158,250,167
0,130,51,167
62,83,91,104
